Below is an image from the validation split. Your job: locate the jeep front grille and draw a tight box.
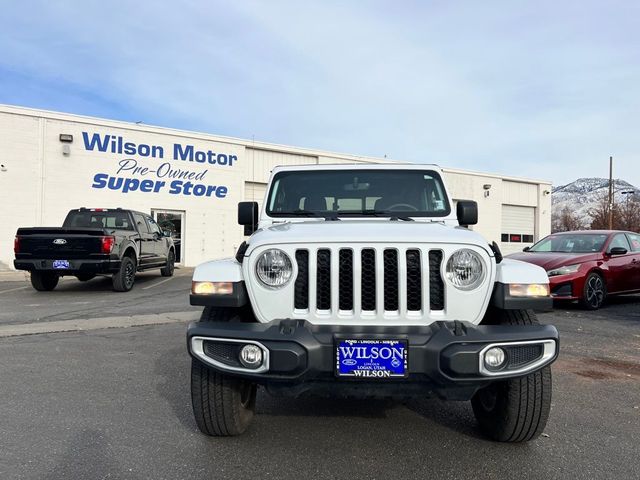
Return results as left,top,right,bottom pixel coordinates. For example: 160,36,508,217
293,247,445,315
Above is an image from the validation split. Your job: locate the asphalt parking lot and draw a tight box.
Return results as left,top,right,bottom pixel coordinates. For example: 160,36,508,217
0,276,639,480
0,268,199,325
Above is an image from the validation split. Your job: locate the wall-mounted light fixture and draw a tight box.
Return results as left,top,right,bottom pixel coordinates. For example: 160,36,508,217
543,190,551,195
0,164,7,172
483,184,492,198
59,134,73,156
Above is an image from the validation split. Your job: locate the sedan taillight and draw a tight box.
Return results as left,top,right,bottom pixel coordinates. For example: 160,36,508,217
101,236,115,254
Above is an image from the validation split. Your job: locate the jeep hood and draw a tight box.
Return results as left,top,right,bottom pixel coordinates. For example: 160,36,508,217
246,220,493,254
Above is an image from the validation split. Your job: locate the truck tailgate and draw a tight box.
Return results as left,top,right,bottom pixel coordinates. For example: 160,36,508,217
16,228,109,260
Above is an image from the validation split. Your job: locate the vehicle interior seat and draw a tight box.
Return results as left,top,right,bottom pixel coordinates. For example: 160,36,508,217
303,196,327,211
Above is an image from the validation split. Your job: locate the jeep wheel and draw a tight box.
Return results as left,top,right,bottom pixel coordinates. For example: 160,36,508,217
191,361,257,436
30,272,59,291
112,256,136,292
160,250,175,277
472,308,552,442
580,272,606,310
190,306,258,436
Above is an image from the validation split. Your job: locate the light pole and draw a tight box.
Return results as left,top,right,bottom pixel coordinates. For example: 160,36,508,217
621,190,634,231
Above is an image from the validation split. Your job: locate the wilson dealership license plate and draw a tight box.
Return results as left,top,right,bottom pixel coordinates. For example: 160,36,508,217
336,339,408,378
52,260,70,269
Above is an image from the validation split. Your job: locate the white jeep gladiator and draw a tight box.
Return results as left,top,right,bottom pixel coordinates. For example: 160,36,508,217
187,164,558,442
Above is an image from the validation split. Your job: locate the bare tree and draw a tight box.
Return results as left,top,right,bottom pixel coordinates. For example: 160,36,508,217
552,206,585,233
618,194,640,232
589,192,618,230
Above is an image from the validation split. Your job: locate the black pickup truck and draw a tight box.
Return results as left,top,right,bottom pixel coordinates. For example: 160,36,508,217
14,208,176,292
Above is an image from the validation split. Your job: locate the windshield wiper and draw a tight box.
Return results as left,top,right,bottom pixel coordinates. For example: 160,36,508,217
359,210,414,221
291,210,341,221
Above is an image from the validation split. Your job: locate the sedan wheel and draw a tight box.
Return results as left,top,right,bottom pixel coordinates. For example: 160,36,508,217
581,273,606,310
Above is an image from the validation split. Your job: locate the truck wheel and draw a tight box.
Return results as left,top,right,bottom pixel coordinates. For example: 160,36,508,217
191,306,257,436
76,274,96,282
579,272,606,310
160,250,175,277
472,309,552,442
112,256,136,292
30,272,59,291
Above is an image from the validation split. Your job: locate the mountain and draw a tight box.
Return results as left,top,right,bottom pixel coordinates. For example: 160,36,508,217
552,178,640,226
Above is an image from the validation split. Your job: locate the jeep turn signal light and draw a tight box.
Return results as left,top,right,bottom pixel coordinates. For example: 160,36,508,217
509,283,550,297
192,281,233,295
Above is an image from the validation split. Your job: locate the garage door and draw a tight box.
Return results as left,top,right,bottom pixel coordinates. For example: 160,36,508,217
501,205,535,255
244,182,268,209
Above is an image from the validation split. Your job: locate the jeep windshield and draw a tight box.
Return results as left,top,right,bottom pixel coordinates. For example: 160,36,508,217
266,169,451,218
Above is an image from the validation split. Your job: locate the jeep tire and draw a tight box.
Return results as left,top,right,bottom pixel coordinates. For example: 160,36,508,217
112,256,136,292
190,307,257,436
30,271,59,291
471,308,552,442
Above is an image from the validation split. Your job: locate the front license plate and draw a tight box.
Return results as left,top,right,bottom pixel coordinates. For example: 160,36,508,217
52,260,70,269
336,339,408,378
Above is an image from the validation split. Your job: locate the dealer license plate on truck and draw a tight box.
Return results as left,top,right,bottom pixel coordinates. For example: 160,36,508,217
53,260,70,269
336,339,408,378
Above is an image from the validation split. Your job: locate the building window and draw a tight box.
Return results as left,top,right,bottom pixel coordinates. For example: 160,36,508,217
502,233,535,243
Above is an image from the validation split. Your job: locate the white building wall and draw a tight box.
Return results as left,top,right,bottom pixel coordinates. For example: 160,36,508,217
0,114,42,270
0,105,552,270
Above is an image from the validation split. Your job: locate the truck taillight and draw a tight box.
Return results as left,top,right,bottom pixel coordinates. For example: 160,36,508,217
101,236,115,253
14,236,20,254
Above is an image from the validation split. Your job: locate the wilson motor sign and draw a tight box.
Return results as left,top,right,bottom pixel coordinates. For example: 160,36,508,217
83,132,236,198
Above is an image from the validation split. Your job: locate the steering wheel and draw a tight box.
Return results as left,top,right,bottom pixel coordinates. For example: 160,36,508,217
386,203,419,211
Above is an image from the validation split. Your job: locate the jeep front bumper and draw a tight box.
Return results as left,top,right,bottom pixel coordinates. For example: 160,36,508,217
187,319,559,400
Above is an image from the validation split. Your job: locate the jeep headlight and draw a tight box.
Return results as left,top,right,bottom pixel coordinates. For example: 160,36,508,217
256,249,293,287
445,249,485,290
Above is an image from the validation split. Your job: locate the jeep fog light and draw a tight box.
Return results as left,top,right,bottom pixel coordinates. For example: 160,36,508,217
256,249,292,287
445,249,485,290
484,347,506,369
192,281,233,295
509,283,550,297
239,344,263,369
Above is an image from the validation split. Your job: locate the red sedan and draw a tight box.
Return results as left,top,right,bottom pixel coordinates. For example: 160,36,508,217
508,230,640,309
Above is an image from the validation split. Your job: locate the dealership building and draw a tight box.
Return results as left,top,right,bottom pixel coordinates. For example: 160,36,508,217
0,104,552,270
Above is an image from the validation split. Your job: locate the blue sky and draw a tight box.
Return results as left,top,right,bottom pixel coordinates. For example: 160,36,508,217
1,1,639,187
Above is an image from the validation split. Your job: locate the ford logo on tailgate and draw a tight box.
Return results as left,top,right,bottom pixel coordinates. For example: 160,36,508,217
52,239,67,245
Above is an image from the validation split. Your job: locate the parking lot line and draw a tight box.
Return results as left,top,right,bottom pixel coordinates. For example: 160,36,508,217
141,277,175,290
0,286,28,295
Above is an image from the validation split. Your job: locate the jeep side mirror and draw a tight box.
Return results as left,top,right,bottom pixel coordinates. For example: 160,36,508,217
238,201,259,236
609,246,628,256
456,200,478,226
